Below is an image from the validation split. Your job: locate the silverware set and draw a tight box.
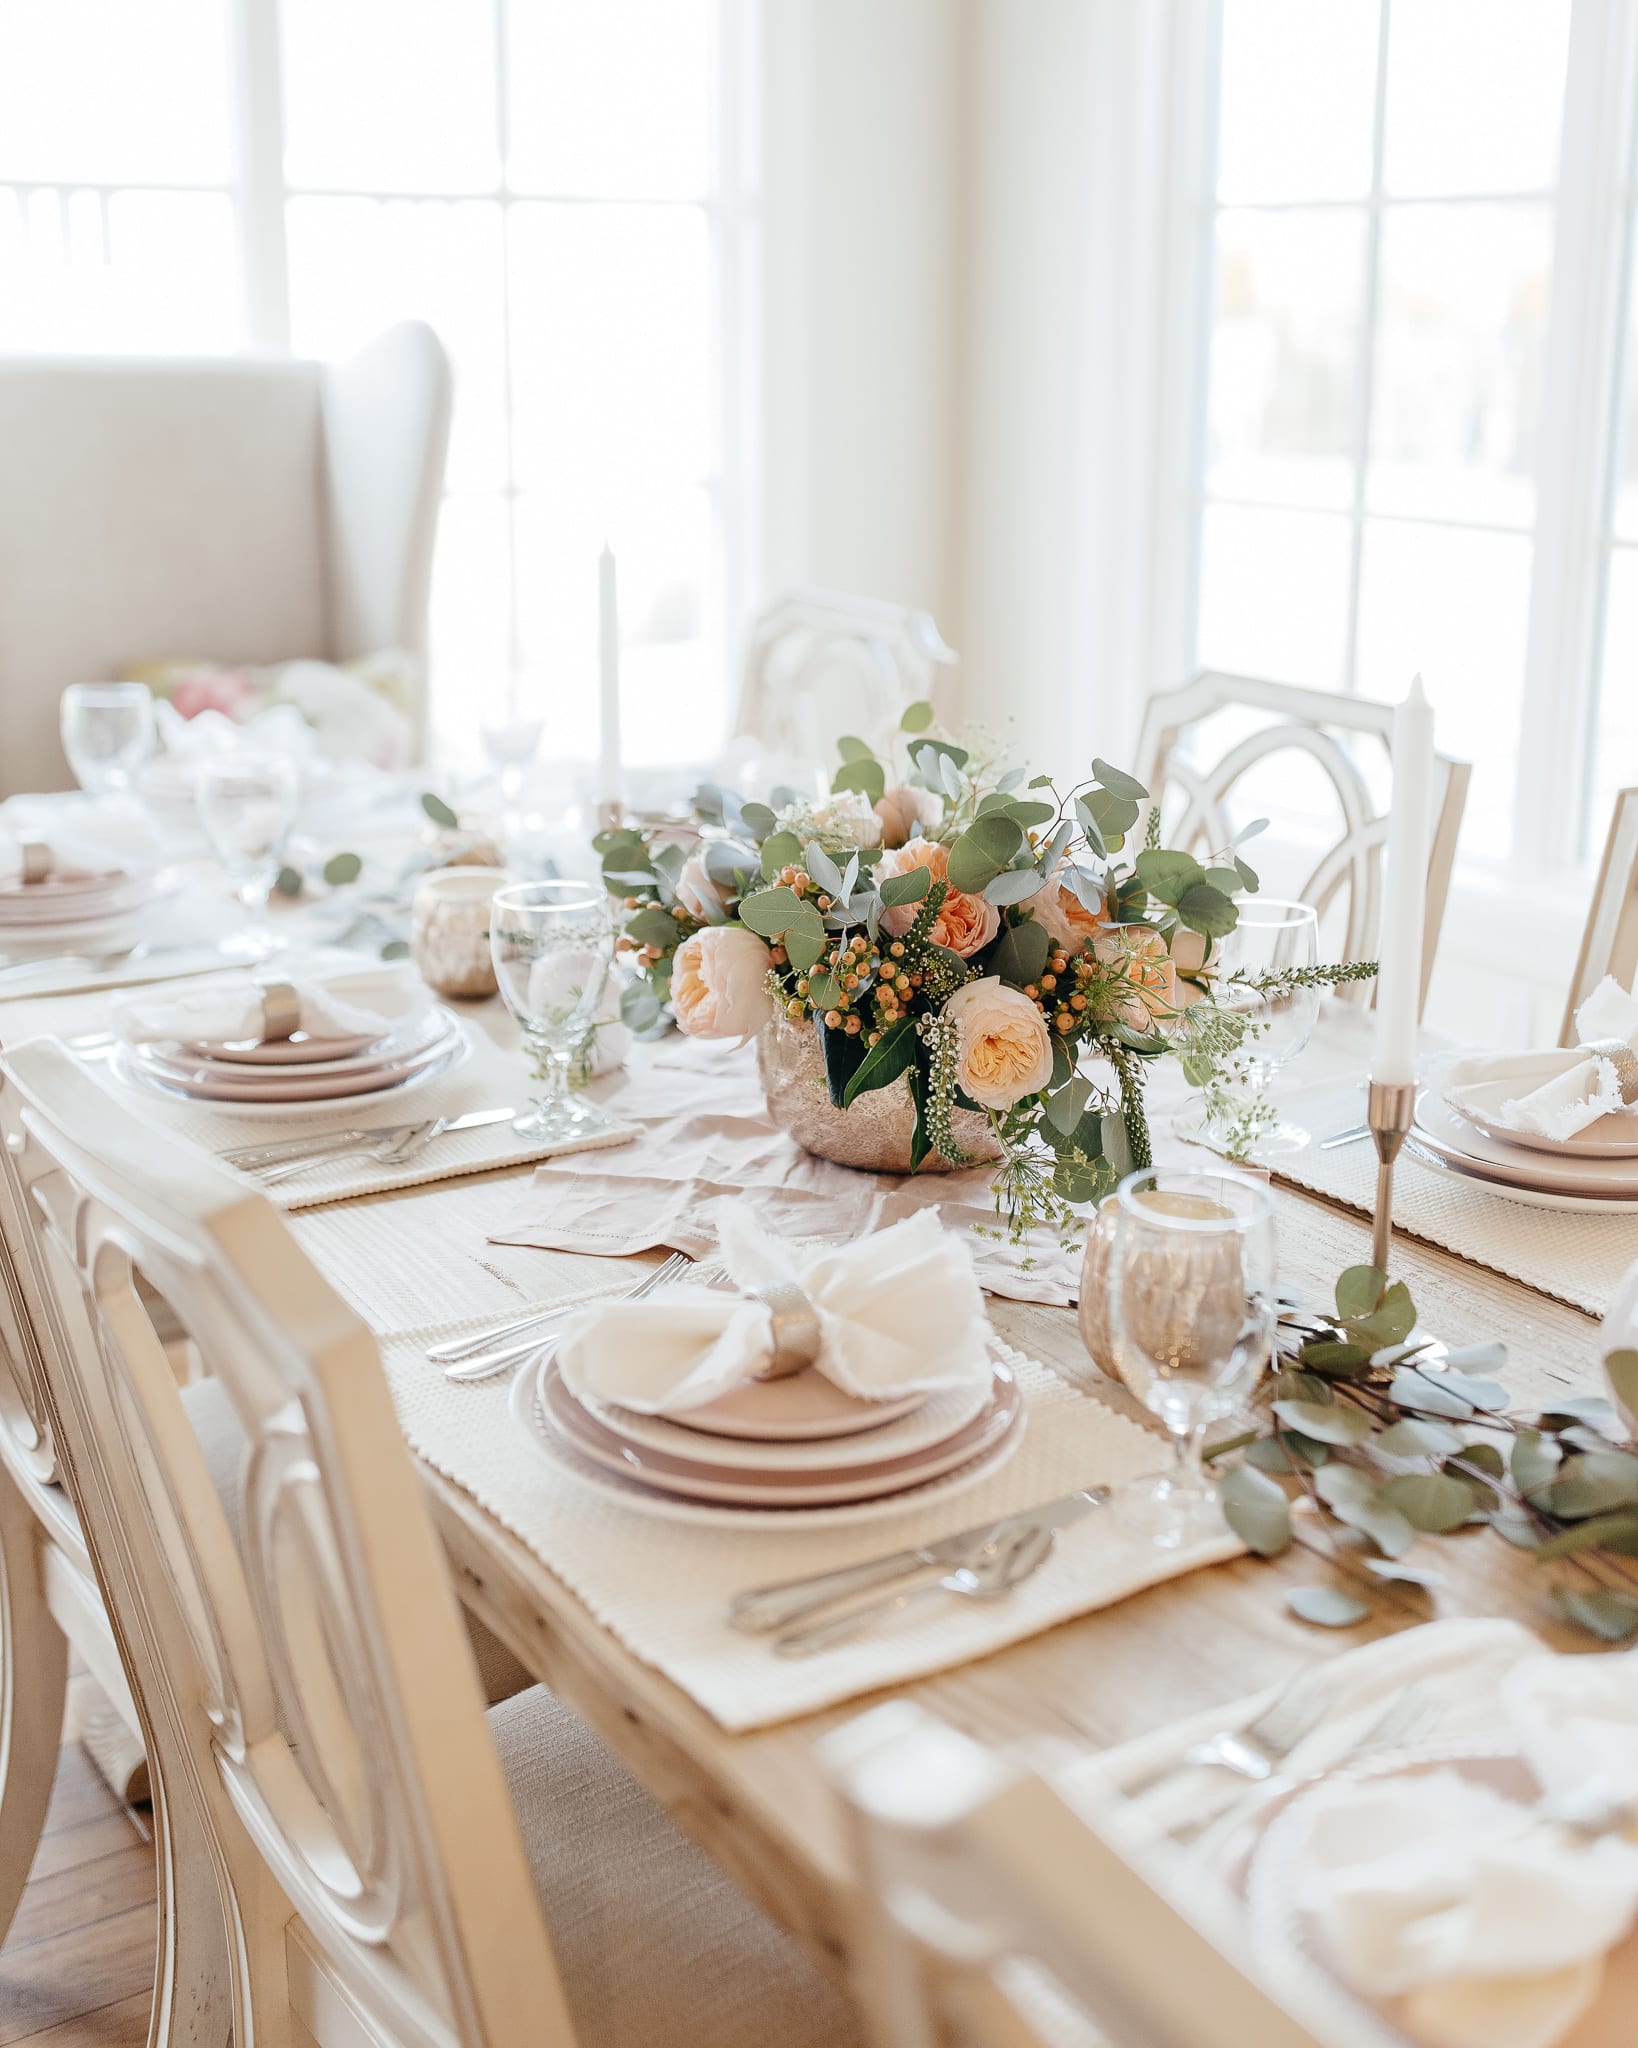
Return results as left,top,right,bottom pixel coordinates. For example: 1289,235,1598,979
217,1106,516,1187
727,1485,1108,1656
435,1253,727,1384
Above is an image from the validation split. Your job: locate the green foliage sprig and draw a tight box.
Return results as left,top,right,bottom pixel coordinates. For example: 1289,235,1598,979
1212,1267,1638,1642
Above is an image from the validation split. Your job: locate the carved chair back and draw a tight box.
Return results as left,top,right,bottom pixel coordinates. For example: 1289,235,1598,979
0,1039,573,2048
1134,672,1471,1015
1563,788,1638,1044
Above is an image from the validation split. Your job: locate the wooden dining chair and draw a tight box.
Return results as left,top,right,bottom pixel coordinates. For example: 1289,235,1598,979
0,1039,858,2048
1562,787,1638,1045
823,1701,1388,2048
734,586,958,766
1134,672,1471,1016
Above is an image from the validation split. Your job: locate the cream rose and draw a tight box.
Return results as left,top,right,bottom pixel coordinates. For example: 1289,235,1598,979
877,837,1000,957
873,784,935,850
943,976,1055,1111
671,926,775,1039
1025,862,1109,954
675,853,732,923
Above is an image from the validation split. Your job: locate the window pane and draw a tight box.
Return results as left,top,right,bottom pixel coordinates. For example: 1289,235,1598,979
1590,548,1638,852
1355,521,1531,858
1367,203,1551,529
0,0,233,187
1383,0,1570,198
507,0,716,199
0,188,239,353
1206,208,1365,511
280,0,499,194
428,494,514,763
286,197,508,490
515,486,718,765
508,203,713,492
1196,504,1352,688
1609,238,1638,543
1216,0,1379,204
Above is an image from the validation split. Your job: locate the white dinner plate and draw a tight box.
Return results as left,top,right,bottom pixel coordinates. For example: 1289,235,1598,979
1405,1142,1638,1213
1413,1095,1638,1203
509,1346,1026,1529
106,1014,470,1118
1444,1075,1638,1160
148,1007,448,1084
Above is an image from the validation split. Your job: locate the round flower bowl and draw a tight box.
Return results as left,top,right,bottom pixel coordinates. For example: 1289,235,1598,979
756,1014,1002,1174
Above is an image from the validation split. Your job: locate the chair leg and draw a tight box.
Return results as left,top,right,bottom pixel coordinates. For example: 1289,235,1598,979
0,1461,68,1942
145,1756,237,2048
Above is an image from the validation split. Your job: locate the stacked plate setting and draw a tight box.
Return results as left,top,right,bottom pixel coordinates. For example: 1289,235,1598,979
1416,1081,1638,1213
514,1333,1026,1524
0,865,164,946
110,1000,467,1116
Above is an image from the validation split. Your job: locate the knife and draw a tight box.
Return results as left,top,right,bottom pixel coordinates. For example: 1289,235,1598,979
221,1106,515,1169
726,1486,1110,1636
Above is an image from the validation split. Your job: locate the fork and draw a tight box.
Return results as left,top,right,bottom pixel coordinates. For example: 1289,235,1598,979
427,1251,693,1365
443,1255,714,1384
250,1123,435,1188
1181,1666,1338,1784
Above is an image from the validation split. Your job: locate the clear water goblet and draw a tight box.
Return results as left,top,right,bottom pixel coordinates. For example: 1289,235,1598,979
490,880,618,1143
1109,1166,1276,1548
196,754,300,948
59,682,156,796
1214,898,1322,1155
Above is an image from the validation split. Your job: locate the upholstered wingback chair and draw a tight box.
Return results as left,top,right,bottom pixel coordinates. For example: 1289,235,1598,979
0,320,451,795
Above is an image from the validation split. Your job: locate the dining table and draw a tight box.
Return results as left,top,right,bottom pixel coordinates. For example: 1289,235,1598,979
0,807,1627,2016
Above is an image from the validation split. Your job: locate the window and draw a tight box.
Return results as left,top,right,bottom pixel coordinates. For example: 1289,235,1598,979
1179,0,1638,898
0,0,753,768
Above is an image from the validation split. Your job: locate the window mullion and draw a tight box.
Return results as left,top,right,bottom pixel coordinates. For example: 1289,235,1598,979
1512,0,1638,870
229,0,290,350
1340,0,1393,697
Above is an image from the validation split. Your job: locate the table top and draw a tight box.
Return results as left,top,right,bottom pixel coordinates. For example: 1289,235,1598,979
0,948,1615,1999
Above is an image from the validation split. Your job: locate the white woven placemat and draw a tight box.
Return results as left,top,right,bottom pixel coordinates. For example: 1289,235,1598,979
381,1326,1242,1731
1258,1078,1638,1317
0,981,634,1209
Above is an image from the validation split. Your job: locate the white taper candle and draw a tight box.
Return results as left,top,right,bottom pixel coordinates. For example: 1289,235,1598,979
1371,674,1435,1086
597,543,622,814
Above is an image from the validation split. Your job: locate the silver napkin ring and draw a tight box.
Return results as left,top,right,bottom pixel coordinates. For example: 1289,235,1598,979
1581,1037,1638,1106
20,842,50,885
751,1280,822,1381
259,981,302,1043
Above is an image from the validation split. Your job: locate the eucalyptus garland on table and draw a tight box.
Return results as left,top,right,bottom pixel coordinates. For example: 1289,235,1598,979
1211,1265,1638,1643
596,705,1371,1236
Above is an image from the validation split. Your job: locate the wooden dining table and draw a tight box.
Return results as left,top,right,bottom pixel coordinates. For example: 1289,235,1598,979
0,967,1617,2008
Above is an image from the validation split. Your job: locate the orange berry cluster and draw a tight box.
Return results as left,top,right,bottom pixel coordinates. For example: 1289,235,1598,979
1019,948,1097,1034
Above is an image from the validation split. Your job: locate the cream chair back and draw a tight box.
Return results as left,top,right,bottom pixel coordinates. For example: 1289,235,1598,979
1134,672,1470,1015
0,1039,573,2048
1563,788,1638,1045
0,320,450,794
824,1702,1388,2048
734,588,957,766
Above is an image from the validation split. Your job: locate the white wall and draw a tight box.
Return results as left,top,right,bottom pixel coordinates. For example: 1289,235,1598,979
758,0,961,632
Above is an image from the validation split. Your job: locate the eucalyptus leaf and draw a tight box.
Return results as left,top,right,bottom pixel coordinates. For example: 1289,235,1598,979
1374,1417,1464,1459
1606,1347,1638,1424
1333,1499,1417,1557
805,840,846,897
1297,1340,1371,1374
1377,1471,1477,1533
273,865,304,898
1335,1266,1386,1320
1287,1586,1369,1629
1045,1076,1095,1137
1442,1342,1508,1375
938,751,965,801
1364,1559,1441,1588
830,757,886,804
1553,1587,1638,1643
1271,1399,1374,1447
841,1019,917,1106
1389,1367,1474,1419
1133,848,1203,907
378,937,410,960
947,813,1024,894
900,699,934,733
1219,1463,1292,1557
990,917,1051,989
420,791,459,829
786,926,827,973
1175,882,1239,938
1233,817,1270,846
1534,1510,1638,1561
760,829,803,880
1090,757,1148,800
879,866,933,908
740,801,777,840
985,865,1050,907
322,850,362,887
1537,1396,1620,1431
625,906,680,949
836,735,875,763
738,887,808,939
1541,1450,1638,1519
619,982,664,1032
1511,1428,1562,1495
1314,1463,1376,1508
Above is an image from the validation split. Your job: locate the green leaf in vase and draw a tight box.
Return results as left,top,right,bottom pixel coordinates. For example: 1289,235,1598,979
830,757,886,803
841,1018,917,1106
900,699,934,733
991,916,1051,989
1377,1471,1478,1533
1219,1463,1292,1556
947,813,1025,894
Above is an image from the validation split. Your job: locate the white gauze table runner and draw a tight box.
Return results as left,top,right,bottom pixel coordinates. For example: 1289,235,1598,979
0,979,633,1209
489,1035,1083,1305
381,1319,1241,1731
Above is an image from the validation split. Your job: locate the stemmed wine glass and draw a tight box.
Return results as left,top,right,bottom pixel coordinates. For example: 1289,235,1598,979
490,880,618,1143
1109,1166,1276,1548
1211,898,1322,1155
196,754,300,951
59,683,156,796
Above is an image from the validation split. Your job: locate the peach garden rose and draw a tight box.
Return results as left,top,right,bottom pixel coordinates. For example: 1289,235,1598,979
942,976,1055,1110
877,838,1000,957
1025,862,1109,954
670,925,775,1039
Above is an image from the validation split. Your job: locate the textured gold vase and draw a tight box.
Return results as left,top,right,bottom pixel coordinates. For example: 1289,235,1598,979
757,1015,1002,1174
1076,1194,1123,1381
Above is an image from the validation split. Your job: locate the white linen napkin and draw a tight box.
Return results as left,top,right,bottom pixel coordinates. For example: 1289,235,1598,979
1294,1645,1638,2048
115,961,425,1046
1441,978,1638,1141
554,1204,994,1413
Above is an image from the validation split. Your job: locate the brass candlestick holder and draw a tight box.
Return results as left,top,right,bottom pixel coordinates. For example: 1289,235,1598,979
1367,1078,1417,1274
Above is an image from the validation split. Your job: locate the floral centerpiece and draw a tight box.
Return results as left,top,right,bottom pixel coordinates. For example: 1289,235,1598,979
597,707,1372,1233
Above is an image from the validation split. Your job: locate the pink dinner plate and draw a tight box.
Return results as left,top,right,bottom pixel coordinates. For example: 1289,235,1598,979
109,1019,467,1112
660,1370,927,1442
1443,1075,1638,1160
160,1010,445,1081
1416,1094,1638,1198
540,1357,1022,1507
192,1028,389,1066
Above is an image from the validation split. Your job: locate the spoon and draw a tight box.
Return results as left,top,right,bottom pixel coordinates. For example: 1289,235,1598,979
773,1524,1056,1658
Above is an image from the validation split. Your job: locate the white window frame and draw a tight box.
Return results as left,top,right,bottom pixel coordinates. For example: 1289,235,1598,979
1128,0,1638,1030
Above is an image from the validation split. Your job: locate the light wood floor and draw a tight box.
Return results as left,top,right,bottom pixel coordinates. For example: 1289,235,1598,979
0,1677,156,2048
